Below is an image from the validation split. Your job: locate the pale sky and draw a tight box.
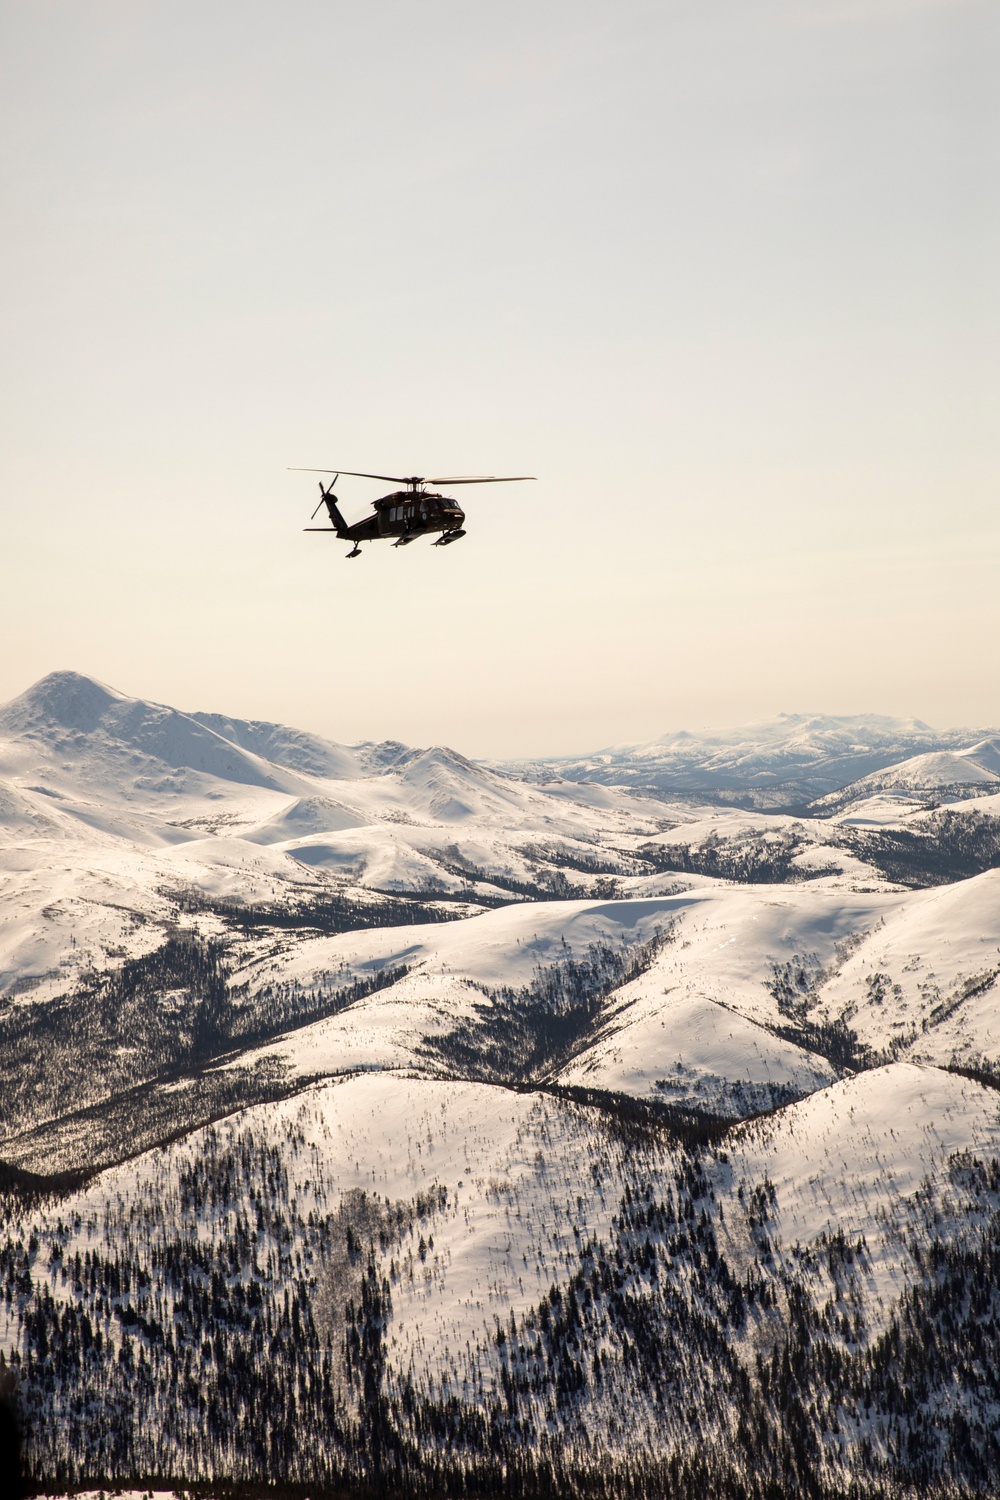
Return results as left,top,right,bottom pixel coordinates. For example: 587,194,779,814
1,0,997,756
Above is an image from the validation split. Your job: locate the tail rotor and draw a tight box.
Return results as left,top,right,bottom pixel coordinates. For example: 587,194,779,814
311,474,340,519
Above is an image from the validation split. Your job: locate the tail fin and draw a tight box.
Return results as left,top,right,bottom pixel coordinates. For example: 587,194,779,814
321,494,351,537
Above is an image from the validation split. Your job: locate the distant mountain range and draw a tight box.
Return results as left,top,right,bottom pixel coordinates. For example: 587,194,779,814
501,711,1000,806
7,670,994,815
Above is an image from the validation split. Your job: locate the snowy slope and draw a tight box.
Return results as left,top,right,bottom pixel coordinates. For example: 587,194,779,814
11,859,998,1186
217,879,1000,1120
810,740,1000,816
0,672,688,892
809,869,1000,1066
733,1062,1000,1249
188,710,368,780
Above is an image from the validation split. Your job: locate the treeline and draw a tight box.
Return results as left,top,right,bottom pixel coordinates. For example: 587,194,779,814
432,852,610,904
174,884,468,935
633,806,1000,890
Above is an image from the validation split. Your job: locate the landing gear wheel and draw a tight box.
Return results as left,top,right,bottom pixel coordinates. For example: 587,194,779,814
346,546,362,558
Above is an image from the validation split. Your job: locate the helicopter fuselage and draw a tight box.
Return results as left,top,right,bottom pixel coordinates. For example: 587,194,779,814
307,487,467,554
364,490,465,542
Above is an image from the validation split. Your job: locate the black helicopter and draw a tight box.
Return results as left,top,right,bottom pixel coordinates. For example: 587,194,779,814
292,468,535,557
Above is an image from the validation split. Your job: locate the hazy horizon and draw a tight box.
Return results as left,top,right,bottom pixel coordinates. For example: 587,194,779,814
3,664,997,762
2,0,997,757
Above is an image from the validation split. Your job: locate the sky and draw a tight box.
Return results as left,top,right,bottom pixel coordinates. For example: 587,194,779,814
1,0,997,757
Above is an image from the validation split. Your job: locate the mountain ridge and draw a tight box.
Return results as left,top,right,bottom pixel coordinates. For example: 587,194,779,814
8,672,994,807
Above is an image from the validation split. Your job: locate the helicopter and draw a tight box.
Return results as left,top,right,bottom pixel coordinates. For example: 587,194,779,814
291,468,536,558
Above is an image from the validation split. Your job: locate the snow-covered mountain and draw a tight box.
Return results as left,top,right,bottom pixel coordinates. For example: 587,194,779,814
4,672,1000,1498
808,738,1000,817
503,711,998,806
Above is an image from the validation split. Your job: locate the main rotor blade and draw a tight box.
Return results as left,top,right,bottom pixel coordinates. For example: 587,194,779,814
290,467,410,483
292,468,537,486
427,476,536,485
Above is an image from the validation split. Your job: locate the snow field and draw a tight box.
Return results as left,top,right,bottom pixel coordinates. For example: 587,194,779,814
814,869,1000,1060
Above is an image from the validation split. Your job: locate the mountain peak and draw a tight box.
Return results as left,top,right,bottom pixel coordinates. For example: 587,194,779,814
0,670,304,798
0,670,128,736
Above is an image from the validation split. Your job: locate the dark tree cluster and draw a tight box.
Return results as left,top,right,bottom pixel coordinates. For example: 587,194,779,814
174,884,469,936
433,851,597,904
420,932,672,1085
0,922,407,1164
836,809,1000,888
637,828,806,885
628,803,1000,892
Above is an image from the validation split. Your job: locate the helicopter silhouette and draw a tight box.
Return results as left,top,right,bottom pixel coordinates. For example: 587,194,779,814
292,468,535,558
